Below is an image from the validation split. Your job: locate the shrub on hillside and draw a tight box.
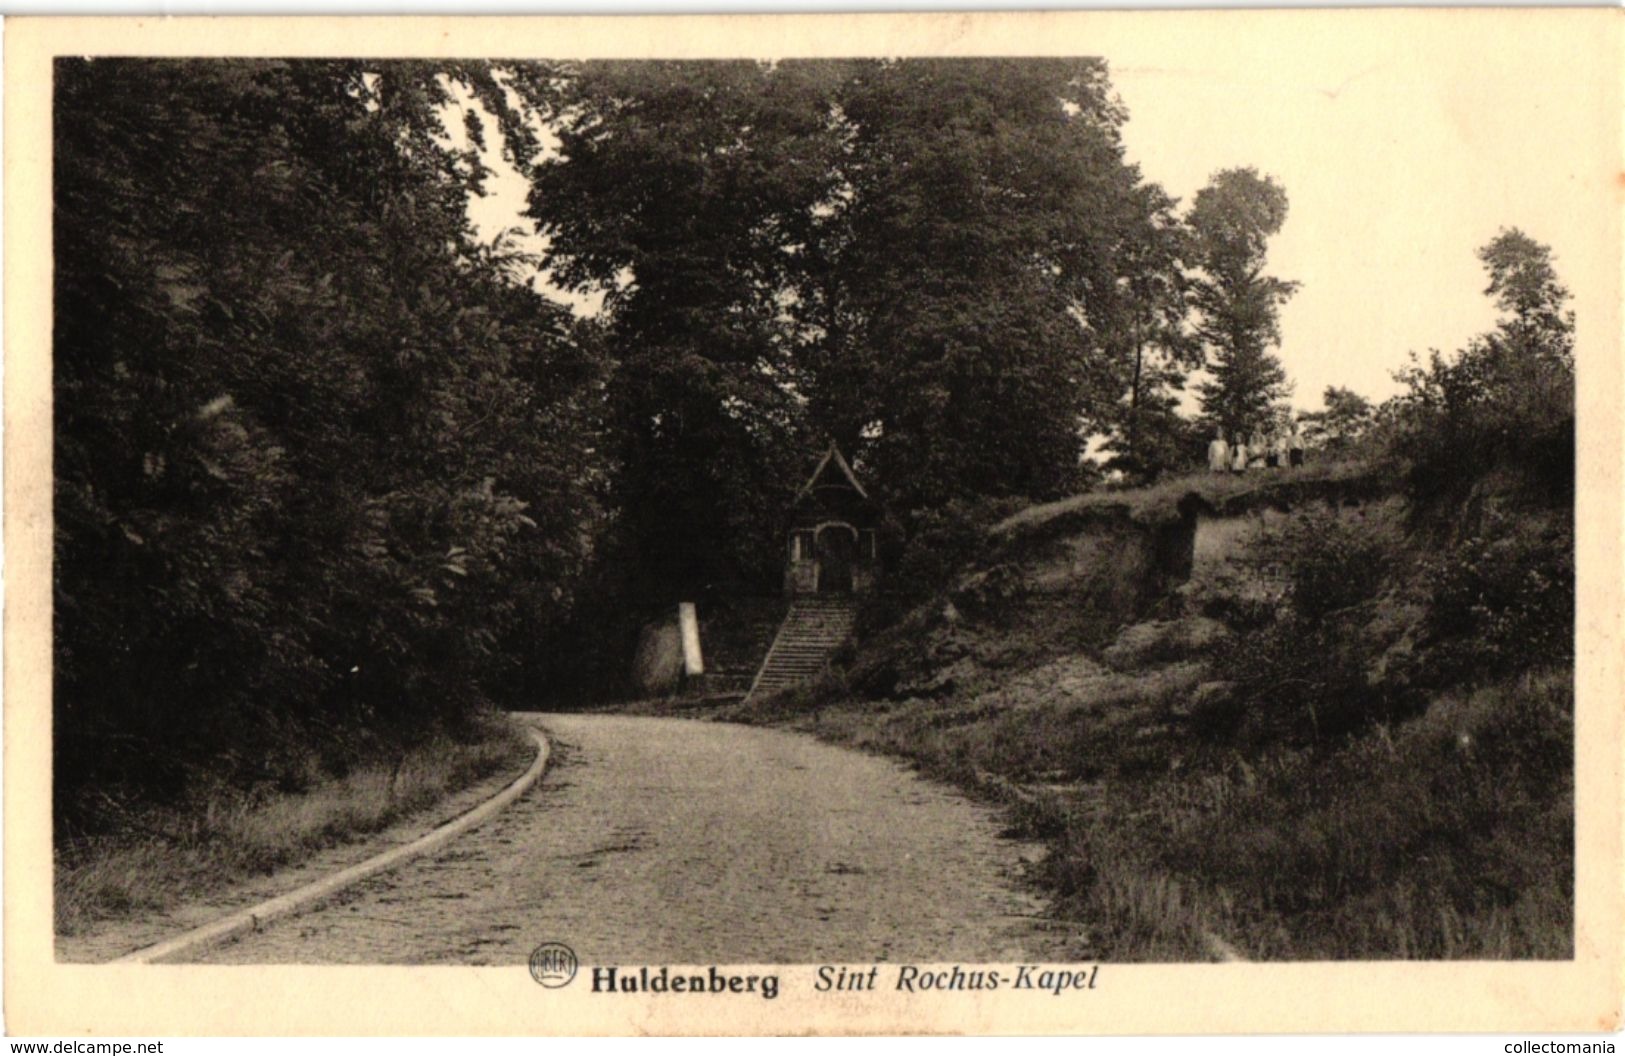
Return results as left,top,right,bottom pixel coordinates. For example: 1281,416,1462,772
1391,340,1573,504
1418,509,1574,688
1205,614,1390,743
1203,506,1400,743
1387,228,1574,506
1274,507,1391,621
856,496,1022,636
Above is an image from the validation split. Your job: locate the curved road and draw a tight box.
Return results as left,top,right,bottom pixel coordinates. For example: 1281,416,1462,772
195,713,1065,964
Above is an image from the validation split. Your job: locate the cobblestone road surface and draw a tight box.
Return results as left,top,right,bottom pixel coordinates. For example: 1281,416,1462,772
195,713,1064,964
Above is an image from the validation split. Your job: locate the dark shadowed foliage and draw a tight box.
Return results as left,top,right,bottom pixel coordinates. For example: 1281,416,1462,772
1189,168,1298,438
1389,227,1575,506
54,59,604,831
515,58,1193,694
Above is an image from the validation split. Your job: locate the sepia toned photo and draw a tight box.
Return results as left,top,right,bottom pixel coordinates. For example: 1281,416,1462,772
4,10,1621,1037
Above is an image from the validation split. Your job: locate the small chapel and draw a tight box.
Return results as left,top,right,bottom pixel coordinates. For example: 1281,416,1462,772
783,442,881,597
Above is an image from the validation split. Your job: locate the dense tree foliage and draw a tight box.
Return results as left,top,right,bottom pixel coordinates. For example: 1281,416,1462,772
1388,230,1574,504
54,59,604,825
1189,168,1298,437
805,59,1155,512
55,57,1322,800
515,61,841,603
1300,385,1375,452
523,59,1188,527
1092,183,1200,483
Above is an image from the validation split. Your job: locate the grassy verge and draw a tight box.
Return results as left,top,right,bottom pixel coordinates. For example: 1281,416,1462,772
1046,668,1572,960
55,713,533,937
725,665,1571,961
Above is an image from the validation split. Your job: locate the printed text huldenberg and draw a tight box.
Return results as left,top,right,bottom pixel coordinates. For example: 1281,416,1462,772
591,966,780,1000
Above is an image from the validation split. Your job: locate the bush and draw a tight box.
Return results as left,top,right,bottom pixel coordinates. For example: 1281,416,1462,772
1274,506,1391,621
1210,615,1391,743
1205,505,1400,743
1387,227,1575,506
1392,341,1573,504
1156,669,1572,958
1384,227,1573,506
856,495,1022,637
1419,509,1574,686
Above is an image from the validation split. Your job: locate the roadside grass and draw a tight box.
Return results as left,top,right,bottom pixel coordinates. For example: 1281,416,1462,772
735,662,1571,961
55,713,533,937
1017,670,1569,961
1161,667,1573,959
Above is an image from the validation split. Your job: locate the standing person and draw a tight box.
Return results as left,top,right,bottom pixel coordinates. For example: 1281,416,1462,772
1289,420,1306,468
1247,430,1265,469
1207,429,1230,474
1265,427,1280,469
1230,434,1248,474
1273,428,1291,470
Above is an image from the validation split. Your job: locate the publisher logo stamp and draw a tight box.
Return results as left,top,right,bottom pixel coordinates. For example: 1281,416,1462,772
529,942,578,988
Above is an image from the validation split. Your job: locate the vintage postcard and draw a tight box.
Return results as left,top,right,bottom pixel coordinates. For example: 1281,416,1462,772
5,10,1622,1037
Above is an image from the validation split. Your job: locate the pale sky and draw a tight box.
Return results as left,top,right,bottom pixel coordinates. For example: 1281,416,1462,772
464,14,1618,414
1102,12,1617,410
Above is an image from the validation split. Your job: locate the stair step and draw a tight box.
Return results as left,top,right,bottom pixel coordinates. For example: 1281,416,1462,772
745,600,861,703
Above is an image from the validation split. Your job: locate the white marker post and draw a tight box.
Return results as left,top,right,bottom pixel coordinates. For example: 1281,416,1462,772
678,602,704,679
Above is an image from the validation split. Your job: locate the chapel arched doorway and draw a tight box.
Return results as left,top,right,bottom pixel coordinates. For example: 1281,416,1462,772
815,525,857,595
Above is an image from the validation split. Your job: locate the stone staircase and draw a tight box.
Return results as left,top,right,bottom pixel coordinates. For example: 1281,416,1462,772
744,597,857,703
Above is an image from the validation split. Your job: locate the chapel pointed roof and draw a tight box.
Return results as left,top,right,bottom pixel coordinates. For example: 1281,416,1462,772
794,441,870,505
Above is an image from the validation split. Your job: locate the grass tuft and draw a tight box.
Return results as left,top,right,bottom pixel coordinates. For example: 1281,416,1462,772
55,713,532,937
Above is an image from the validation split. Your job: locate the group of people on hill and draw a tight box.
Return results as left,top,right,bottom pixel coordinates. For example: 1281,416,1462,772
1207,423,1306,474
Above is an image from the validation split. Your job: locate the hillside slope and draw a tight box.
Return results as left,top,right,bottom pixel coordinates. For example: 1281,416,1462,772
723,459,1574,960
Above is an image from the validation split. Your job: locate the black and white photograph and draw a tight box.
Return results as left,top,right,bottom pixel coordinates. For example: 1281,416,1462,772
6,9,1621,1038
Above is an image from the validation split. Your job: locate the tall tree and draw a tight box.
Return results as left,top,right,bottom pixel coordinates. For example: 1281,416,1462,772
54,59,603,820
1092,183,1199,481
1476,227,1575,367
523,58,1179,560
1188,167,1299,436
806,58,1165,513
1392,228,1575,496
520,61,843,600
